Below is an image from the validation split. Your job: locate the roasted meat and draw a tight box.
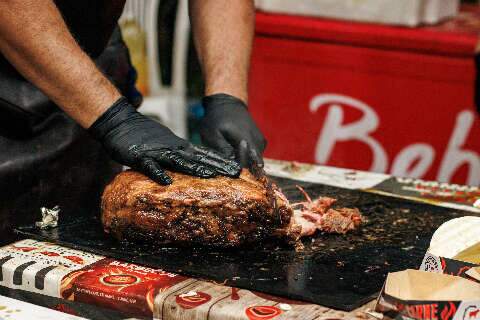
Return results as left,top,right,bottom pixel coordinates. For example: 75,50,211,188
101,171,362,247
101,170,300,247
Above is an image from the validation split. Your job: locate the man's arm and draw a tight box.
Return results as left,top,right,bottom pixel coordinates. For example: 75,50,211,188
0,0,120,128
189,0,254,104
0,0,241,184
189,0,266,167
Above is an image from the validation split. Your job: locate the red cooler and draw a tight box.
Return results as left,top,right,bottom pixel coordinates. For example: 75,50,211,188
249,5,480,186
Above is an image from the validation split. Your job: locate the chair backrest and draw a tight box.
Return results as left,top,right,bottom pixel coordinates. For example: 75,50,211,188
120,0,190,97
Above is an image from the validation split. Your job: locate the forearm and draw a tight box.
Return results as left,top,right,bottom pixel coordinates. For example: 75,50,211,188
189,0,254,104
0,0,121,128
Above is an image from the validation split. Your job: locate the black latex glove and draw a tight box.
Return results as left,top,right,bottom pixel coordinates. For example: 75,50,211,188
89,97,241,185
200,93,267,168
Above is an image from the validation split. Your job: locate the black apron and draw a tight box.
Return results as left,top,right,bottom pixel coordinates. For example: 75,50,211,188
0,0,141,244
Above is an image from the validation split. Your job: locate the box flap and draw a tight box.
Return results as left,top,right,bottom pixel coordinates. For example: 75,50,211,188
385,270,480,301
467,267,480,281
256,5,480,57
454,242,480,264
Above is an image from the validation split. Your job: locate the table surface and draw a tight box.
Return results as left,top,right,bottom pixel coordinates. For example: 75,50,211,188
0,159,478,320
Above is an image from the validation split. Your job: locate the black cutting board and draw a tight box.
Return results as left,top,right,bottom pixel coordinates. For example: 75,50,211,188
16,176,474,311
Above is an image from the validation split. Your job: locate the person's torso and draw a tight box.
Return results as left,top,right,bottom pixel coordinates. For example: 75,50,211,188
53,0,126,57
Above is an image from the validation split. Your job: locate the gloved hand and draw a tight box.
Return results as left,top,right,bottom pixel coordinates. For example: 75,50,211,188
89,97,241,185
200,93,267,168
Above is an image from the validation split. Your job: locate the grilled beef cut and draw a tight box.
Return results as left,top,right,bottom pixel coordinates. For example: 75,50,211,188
101,170,300,247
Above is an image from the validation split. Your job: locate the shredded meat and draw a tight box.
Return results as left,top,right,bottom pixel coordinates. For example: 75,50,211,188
292,186,363,237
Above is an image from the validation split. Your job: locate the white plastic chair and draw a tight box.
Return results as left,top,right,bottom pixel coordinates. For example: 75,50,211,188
120,0,190,138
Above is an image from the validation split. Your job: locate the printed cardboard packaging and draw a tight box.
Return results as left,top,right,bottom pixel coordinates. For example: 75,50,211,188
420,252,480,284
376,270,480,320
60,258,187,317
420,216,480,283
0,239,345,320
377,216,480,319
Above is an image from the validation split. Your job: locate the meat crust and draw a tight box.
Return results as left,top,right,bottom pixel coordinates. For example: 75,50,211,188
101,170,298,247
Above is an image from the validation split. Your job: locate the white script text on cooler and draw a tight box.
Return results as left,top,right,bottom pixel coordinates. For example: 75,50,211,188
310,94,479,185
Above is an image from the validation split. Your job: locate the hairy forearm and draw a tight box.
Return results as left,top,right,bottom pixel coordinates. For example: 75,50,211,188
189,0,254,104
0,0,121,128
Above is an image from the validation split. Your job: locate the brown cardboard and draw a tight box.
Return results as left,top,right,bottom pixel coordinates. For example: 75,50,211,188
454,242,480,265
466,267,480,282
385,270,480,301
377,270,480,320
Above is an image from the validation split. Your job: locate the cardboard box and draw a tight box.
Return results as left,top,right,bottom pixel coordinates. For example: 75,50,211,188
376,270,480,320
378,216,480,319
420,216,480,284
0,240,351,319
420,252,480,284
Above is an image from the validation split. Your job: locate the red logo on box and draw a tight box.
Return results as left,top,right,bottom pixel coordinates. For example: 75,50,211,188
63,256,85,265
176,292,211,309
464,306,480,320
39,251,60,257
11,246,36,252
61,258,188,317
245,306,282,320
100,274,139,286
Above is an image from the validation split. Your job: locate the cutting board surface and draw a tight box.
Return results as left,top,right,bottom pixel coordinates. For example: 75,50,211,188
16,176,470,310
